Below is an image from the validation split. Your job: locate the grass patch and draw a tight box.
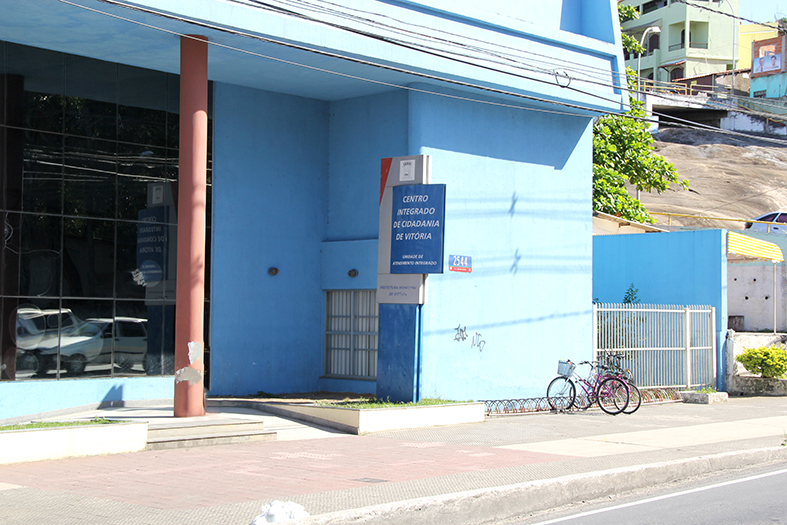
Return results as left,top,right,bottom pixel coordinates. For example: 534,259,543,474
695,385,717,394
316,397,471,409
0,417,121,432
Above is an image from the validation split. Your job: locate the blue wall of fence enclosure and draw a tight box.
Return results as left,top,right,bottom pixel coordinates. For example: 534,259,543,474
594,230,729,390
0,0,625,419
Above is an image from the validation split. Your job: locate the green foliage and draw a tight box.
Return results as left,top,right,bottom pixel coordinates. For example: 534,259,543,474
317,398,469,409
254,391,277,398
592,6,688,223
695,385,717,394
623,283,640,304
736,346,787,378
618,4,644,54
0,417,119,432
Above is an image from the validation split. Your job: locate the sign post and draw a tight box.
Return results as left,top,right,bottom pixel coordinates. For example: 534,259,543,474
377,155,445,304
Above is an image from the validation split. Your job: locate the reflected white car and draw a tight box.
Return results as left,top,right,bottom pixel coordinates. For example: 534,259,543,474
15,307,103,375
88,317,149,372
745,212,787,234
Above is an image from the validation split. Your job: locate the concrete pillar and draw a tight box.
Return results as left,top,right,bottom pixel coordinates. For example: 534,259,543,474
174,35,208,417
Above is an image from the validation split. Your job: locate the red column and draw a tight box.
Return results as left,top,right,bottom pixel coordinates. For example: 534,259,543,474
174,35,208,417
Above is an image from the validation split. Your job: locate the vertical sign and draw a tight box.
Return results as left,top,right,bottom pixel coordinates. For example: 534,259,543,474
390,184,446,274
378,155,431,304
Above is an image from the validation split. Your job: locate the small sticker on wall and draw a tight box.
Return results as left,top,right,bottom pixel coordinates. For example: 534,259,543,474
400,159,415,181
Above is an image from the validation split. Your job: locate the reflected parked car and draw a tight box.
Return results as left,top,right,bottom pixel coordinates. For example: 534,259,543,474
745,212,787,233
87,317,148,373
15,307,103,375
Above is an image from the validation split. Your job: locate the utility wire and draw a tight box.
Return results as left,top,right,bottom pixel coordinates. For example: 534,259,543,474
228,0,633,87
672,0,783,30
61,0,787,146
79,0,622,115
191,0,787,123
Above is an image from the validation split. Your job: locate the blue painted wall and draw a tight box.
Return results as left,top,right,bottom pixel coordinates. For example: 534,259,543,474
404,86,595,401
326,91,409,241
749,74,787,99
210,82,329,396
593,230,729,389
0,377,172,421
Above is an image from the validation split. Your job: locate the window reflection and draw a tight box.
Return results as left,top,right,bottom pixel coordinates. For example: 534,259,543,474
1,41,211,382
6,43,65,134
23,131,63,215
63,136,116,219
18,214,62,297
63,217,115,298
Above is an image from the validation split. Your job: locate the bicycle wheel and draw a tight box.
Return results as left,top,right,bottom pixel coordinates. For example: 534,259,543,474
546,376,576,411
573,381,593,410
597,377,629,415
622,382,641,414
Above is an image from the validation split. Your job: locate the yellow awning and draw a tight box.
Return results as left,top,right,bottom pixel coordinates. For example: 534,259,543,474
727,231,784,262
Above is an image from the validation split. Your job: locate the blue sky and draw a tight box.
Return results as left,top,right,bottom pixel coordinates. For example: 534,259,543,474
741,1,787,23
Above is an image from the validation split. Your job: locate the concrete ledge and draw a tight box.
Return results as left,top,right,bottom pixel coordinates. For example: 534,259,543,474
0,421,148,465
727,376,787,396
296,447,787,525
680,391,729,404
210,399,485,434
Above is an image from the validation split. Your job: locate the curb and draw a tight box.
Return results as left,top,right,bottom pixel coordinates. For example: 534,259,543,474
295,446,787,525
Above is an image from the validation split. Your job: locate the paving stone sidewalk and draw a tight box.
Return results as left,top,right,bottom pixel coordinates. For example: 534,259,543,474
1,397,786,525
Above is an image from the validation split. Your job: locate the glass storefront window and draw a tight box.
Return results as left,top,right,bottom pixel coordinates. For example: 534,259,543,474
0,41,211,381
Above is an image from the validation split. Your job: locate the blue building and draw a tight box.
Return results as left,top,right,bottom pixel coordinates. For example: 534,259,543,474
0,0,625,419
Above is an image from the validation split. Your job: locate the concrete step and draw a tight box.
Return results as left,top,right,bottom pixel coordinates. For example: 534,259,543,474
148,421,268,439
146,421,276,450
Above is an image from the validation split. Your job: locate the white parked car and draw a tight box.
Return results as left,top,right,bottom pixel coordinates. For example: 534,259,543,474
15,307,103,375
745,212,787,234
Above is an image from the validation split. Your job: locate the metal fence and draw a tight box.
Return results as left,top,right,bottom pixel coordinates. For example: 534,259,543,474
593,303,716,389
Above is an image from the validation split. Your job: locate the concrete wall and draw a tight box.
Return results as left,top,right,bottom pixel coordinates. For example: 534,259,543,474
209,83,329,396
593,230,729,389
720,112,787,137
749,72,787,99
728,264,787,332
208,80,598,402
0,377,172,421
409,86,595,401
727,230,787,332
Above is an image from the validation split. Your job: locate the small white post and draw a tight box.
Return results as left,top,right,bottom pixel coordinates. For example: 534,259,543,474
684,306,692,389
592,303,599,362
710,307,717,389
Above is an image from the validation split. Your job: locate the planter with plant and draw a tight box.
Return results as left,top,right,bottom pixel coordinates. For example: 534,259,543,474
215,396,485,434
679,385,728,404
732,345,787,396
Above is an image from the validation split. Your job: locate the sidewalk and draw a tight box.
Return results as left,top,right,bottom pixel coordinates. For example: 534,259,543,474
0,397,786,525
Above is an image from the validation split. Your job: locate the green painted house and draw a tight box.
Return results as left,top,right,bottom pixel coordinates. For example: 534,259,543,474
622,0,740,83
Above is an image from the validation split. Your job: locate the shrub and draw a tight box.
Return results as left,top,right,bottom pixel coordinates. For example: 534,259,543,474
736,345,787,378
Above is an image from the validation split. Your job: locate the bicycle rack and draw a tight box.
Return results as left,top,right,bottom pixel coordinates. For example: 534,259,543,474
482,387,683,416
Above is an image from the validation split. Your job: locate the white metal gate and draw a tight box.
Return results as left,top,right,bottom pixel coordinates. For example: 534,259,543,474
593,303,716,389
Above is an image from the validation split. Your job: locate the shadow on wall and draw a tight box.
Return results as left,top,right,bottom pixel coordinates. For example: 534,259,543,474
560,0,614,43
411,86,589,170
427,308,592,337
101,384,124,408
